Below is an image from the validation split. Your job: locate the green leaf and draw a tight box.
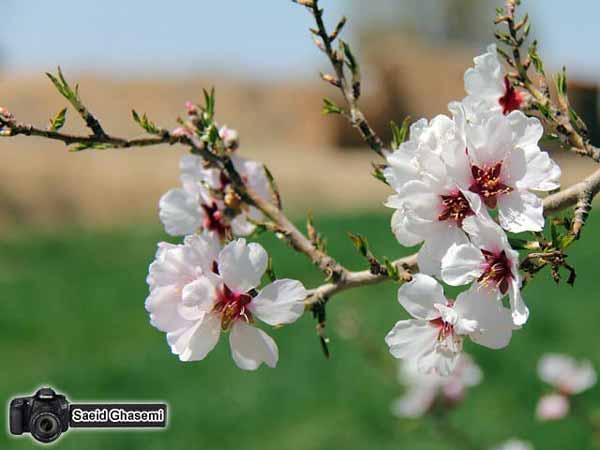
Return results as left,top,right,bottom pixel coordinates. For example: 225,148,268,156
348,232,369,258
390,117,410,149
203,87,216,120
528,41,545,74
131,110,160,135
69,142,113,152
554,67,568,97
371,162,388,185
322,98,343,115
383,257,400,282
339,40,358,76
48,107,67,132
559,234,576,250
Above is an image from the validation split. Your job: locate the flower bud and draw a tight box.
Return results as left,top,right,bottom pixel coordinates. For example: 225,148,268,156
219,126,239,150
171,126,193,138
185,101,198,117
0,107,15,124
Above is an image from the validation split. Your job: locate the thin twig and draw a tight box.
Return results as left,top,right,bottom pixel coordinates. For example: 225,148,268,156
297,0,386,156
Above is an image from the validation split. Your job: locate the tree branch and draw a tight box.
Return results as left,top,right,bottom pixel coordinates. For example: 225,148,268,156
295,0,386,157
304,166,600,307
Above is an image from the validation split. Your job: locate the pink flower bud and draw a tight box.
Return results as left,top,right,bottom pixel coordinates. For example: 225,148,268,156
219,126,239,149
0,106,15,123
171,127,193,138
185,101,198,116
536,393,569,421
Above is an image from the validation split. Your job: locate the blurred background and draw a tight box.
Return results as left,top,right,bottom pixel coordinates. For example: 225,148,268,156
0,1,599,449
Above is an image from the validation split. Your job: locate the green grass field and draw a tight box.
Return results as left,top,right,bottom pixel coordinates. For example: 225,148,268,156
0,212,598,450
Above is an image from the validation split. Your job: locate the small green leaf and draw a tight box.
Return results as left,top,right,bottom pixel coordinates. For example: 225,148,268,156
559,234,576,250
371,162,388,185
339,40,358,76
322,98,343,115
383,257,400,281
348,232,369,258
554,67,568,97
203,87,216,120
48,107,67,132
390,117,410,149
528,41,545,74
131,109,160,135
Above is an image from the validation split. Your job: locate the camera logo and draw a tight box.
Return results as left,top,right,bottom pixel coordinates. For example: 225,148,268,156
9,387,167,444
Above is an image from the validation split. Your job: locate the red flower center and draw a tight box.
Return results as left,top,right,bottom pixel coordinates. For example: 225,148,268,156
477,249,513,294
430,317,455,342
201,201,229,238
438,191,474,226
214,284,254,330
499,76,523,115
468,162,513,209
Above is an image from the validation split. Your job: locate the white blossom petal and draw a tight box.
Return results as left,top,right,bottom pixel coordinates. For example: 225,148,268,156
417,224,469,277
170,312,222,362
441,243,485,286
145,285,189,333
250,279,307,326
181,277,217,311
385,320,438,360
158,188,202,236
397,274,447,320
454,287,514,349
509,278,529,326
498,190,544,233
230,214,256,237
218,239,268,293
517,150,561,192
229,321,278,370
184,232,221,273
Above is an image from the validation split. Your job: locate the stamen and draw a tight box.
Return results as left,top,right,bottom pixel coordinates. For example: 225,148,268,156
477,249,513,294
438,191,474,226
469,162,513,208
214,284,254,330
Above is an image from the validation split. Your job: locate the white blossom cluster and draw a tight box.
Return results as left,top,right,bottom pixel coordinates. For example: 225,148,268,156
385,45,561,375
146,112,308,370
144,46,561,376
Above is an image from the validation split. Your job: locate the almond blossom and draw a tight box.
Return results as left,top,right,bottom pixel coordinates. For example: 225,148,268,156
463,44,524,117
159,153,271,238
444,108,560,233
441,216,527,325
146,235,307,370
385,274,513,376
384,114,490,275
536,353,597,421
391,354,482,418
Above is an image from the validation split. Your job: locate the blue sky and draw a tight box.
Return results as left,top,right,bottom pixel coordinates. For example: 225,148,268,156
1,1,599,81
